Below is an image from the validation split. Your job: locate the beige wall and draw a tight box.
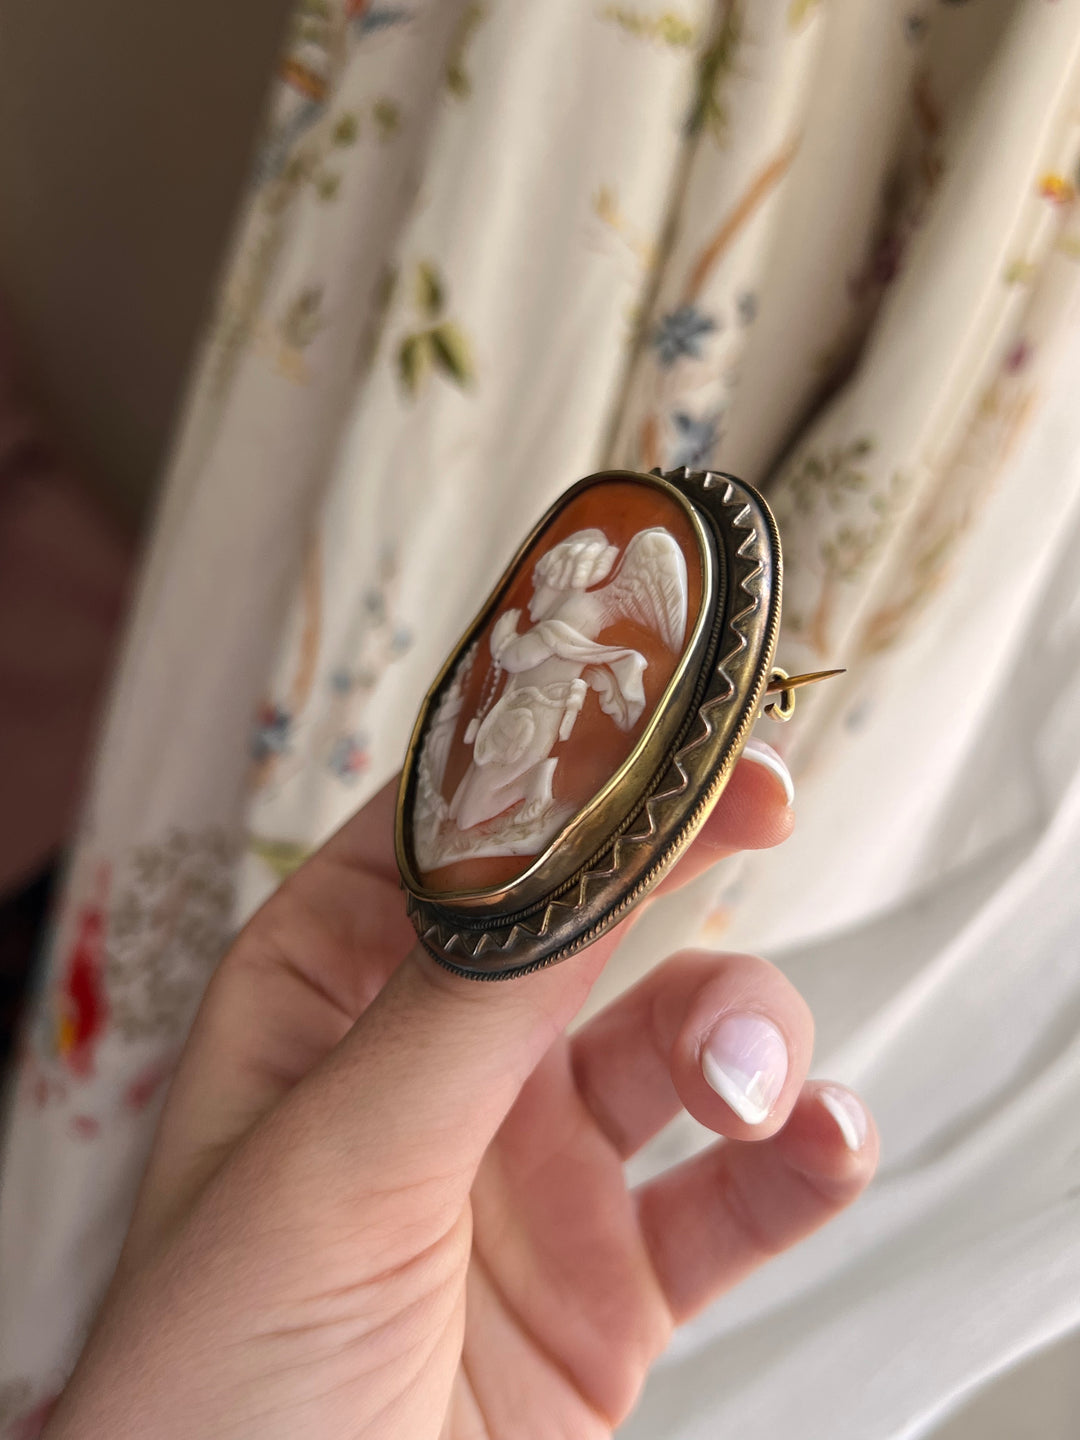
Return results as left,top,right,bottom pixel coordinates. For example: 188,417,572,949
0,0,292,521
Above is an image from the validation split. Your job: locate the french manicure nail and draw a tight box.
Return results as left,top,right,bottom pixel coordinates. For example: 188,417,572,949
819,1085,868,1153
742,738,795,806
701,1012,789,1125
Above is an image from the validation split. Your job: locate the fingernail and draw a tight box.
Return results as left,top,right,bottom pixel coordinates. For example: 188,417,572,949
819,1085,868,1153
701,1013,789,1125
742,738,795,806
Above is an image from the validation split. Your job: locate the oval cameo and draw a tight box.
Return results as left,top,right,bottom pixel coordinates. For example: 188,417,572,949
397,468,781,978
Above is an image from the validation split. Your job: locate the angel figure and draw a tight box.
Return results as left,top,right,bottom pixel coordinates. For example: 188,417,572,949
422,526,687,865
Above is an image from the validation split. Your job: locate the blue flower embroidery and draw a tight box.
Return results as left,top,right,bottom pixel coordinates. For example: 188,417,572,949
354,5,413,35
254,100,322,186
651,305,718,367
736,290,758,326
251,703,292,763
670,411,722,470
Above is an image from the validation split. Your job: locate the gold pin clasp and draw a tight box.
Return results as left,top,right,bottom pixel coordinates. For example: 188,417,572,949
763,667,846,722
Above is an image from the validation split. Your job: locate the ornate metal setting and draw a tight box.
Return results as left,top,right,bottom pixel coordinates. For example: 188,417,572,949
396,467,785,979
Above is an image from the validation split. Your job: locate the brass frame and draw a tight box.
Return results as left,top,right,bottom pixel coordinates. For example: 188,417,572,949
395,467,781,979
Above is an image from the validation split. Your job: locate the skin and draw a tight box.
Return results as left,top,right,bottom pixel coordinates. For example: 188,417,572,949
45,758,878,1440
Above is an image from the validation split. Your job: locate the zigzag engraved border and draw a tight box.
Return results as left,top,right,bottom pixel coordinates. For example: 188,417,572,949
405,469,779,978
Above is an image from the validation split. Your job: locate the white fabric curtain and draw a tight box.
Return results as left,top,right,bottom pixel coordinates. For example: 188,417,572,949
4,1,1080,1434
619,316,1080,1437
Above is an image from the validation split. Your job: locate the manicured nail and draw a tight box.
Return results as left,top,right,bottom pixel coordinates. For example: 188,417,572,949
742,738,795,806
819,1085,868,1153
701,1012,789,1125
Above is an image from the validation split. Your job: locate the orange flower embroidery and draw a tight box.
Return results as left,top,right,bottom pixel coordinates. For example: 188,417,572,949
1038,172,1076,206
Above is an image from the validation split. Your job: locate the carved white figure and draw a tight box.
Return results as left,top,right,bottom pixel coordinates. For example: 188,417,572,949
414,526,689,872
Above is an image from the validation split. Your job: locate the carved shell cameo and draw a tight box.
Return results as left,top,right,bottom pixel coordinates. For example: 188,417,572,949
396,468,781,978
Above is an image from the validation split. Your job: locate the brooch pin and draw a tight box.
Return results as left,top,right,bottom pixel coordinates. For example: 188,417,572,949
396,468,841,979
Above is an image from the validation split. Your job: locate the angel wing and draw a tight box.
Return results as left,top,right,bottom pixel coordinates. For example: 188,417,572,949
601,527,688,652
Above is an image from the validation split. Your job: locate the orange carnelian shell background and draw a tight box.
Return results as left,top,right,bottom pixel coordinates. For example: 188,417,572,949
418,478,704,894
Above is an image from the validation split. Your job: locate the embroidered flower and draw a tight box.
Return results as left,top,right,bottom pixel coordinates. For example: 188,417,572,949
251,703,292,762
1038,172,1076,206
670,411,722,470
328,733,370,781
651,304,718,367
350,2,413,34
1004,338,1032,374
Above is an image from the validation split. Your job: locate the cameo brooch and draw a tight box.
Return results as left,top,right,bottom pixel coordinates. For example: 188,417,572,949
396,467,838,979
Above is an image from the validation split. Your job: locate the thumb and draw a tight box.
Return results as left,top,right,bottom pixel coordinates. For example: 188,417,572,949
269,941,611,1214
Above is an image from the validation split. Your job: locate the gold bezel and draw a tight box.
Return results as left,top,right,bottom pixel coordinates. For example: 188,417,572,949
395,468,781,979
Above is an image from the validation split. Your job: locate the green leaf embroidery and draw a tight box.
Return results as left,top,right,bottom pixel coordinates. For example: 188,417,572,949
603,6,697,48
430,322,474,387
248,836,313,882
282,152,314,186
399,332,434,395
373,98,401,140
281,285,324,349
447,3,486,97
333,112,359,146
415,262,445,319
397,264,474,397
787,0,822,31
687,3,742,142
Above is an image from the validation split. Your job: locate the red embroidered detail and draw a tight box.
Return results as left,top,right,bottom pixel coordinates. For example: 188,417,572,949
55,864,111,1077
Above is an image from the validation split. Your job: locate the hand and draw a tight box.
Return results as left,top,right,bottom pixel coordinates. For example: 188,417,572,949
46,756,877,1440
490,606,522,658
